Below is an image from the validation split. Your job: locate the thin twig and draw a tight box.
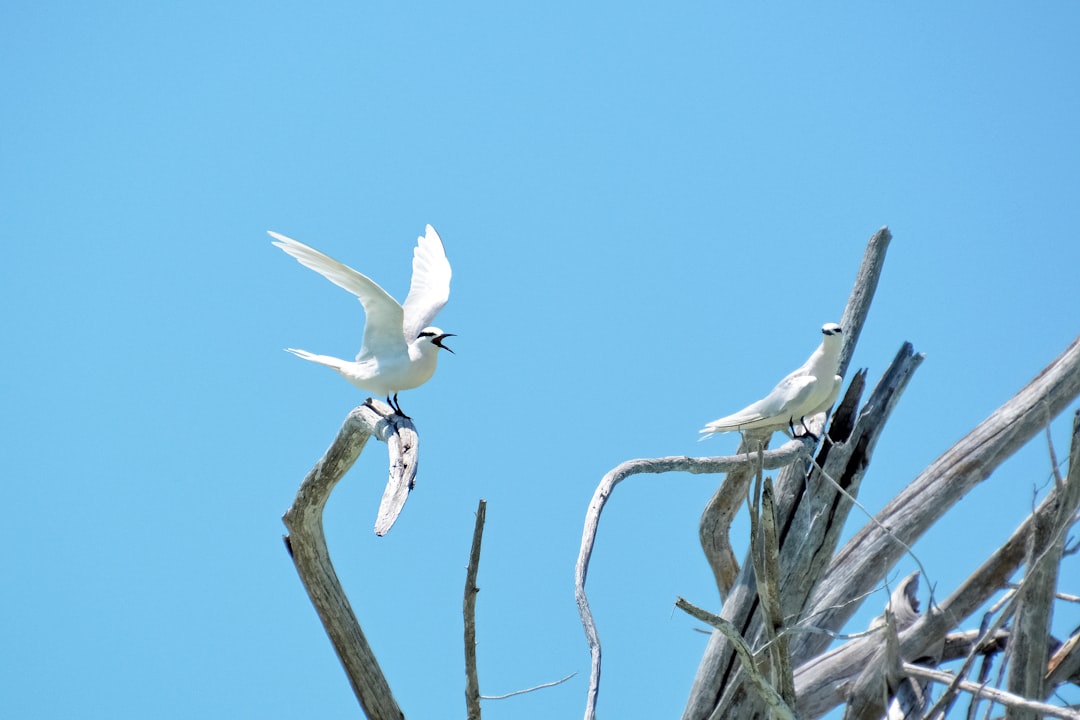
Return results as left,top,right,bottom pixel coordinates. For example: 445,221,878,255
902,663,1080,720
480,673,577,700
675,598,796,720
464,499,487,720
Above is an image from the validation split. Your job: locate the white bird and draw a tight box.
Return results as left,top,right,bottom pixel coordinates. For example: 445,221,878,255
700,323,843,439
271,224,453,418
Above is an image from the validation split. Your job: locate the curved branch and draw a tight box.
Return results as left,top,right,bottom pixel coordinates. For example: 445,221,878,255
575,440,815,720
281,400,415,720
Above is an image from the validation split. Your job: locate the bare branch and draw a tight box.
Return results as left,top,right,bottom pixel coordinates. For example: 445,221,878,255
797,335,1080,666
480,673,577,700
796,406,1080,720
675,598,796,720
464,499,487,720
901,663,1080,720
281,400,410,720
575,440,815,720
837,226,892,380
759,476,795,706
685,344,920,720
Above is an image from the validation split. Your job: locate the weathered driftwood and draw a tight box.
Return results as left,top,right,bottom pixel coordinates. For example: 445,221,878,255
675,597,797,720
464,499,487,720
682,342,922,720
574,440,818,720
796,337,1080,664
1005,410,1080,719
282,399,416,720
680,224,1080,719
793,398,1080,720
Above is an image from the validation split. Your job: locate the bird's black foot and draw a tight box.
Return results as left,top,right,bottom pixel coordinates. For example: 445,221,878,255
794,416,818,442
385,393,411,420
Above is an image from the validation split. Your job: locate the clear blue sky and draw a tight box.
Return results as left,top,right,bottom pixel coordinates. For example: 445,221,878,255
4,3,1079,718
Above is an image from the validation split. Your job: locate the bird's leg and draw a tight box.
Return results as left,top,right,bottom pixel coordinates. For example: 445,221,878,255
387,393,411,420
797,416,819,442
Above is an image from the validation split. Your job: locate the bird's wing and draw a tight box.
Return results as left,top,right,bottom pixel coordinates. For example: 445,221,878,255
770,373,826,417
401,225,451,341
703,375,818,432
270,232,407,360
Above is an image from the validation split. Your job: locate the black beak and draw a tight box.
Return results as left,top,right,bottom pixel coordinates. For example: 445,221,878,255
433,333,456,354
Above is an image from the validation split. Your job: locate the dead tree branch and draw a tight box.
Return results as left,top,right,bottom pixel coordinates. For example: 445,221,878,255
683,342,921,720
675,597,796,720
575,440,816,720
464,499,487,720
796,336,1080,668
900,663,1080,720
796,405,1080,720
282,399,414,720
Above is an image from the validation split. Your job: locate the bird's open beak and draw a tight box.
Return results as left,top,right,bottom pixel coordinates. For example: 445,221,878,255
433,333,456,353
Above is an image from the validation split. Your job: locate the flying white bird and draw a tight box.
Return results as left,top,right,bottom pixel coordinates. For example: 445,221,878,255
271,225,453,418
700,323,843,439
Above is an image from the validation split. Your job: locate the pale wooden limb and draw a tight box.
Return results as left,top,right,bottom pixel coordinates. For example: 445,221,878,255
754,472,795,707
699,435,768,601
675,598,797,720
900,663,1080,720
480,673,576,700
795,335,1080,668
797,406,1080,720
837,226,892,380
575,441,815,720
374,401,420,535
281,400,413,720
464,499,487,720
1007,410,1080,710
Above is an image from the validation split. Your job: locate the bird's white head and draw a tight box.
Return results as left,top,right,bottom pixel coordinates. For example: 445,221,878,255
417,327,455,354
821,323,843,355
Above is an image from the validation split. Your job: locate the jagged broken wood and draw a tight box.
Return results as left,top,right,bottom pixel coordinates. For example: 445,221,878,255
684,341,922,720
281,399,417,720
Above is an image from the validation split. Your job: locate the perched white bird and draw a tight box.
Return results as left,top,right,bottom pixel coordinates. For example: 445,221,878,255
271,225,453,418
700,323,844,439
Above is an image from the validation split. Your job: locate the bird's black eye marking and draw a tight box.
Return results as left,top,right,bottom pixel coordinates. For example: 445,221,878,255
417,331,435,339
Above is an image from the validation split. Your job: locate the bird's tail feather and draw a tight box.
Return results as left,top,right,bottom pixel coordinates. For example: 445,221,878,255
285,348,347,370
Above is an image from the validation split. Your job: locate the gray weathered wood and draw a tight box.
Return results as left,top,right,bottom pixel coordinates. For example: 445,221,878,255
796,335,1080,667
1007,410,1080,715
464,499,487,720
575,441,817,720
795,403,1080,720
683,344,920,720
282,400,415,720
